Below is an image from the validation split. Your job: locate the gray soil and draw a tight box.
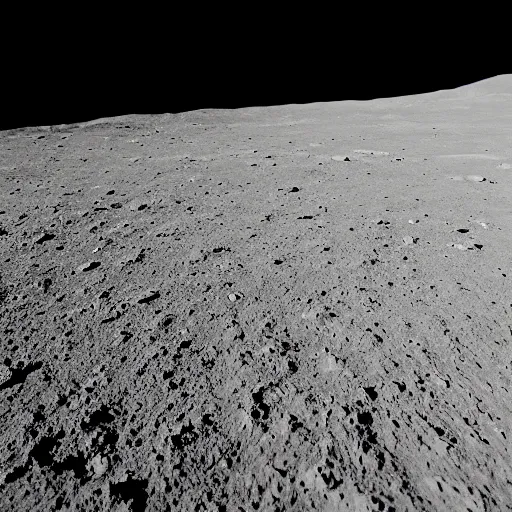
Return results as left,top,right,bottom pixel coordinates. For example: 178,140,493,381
1,76,512,511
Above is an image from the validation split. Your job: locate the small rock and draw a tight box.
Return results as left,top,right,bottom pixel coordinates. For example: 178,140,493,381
403,235,414,245
68,397,80,411
408,219,419,224
0,365,11,386
79,261,101,272
331,155,349,162
228,293,237,302
90,454,108,477
465,175,486,182
36,233,56,245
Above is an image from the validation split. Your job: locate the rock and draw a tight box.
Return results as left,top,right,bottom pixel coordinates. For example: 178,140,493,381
0,365,10,386
464,175,486,182
90,454,108,477
228,293,237,302
403,235,414,245
77,261,101,272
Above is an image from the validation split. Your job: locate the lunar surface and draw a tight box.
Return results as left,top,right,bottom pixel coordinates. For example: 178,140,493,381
1,75,512,511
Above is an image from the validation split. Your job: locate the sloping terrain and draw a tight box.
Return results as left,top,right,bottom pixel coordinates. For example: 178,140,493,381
1,76,512,511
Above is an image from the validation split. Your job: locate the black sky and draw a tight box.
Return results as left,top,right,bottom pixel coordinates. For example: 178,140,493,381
3,29,509,131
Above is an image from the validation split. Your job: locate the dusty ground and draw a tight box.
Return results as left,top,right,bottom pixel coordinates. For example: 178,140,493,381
1,76,512,511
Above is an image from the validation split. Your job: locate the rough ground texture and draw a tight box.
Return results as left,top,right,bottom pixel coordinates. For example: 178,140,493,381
1,76,512,511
